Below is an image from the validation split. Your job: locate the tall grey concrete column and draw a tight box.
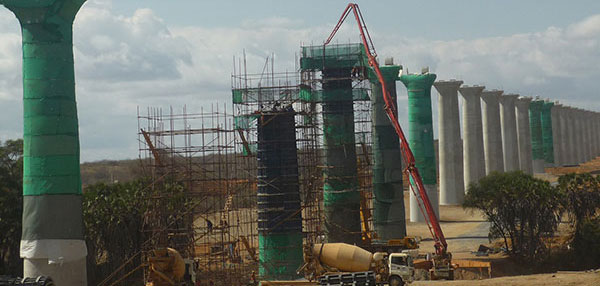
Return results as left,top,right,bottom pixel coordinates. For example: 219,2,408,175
481,90,505,174
592,112,597,158
575,108,586,164
515,97,533,174
435,80,464,205
585,110,593,161
499,94,519,171
566,107,578,165
551,103,563,166
592,112,600,158
459,85,486,189
557,105,569,166
596,112,600,158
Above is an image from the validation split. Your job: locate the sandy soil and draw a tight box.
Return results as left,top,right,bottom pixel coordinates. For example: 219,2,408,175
413,271,600,286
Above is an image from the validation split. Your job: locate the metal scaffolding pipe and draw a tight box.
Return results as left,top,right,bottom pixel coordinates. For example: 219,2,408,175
515,97,533,174
369,64,406,239
499,94,520,171
1,1,88,285
459,85,486,189
399,73,439,222
434,79,464,205
481,90,505,174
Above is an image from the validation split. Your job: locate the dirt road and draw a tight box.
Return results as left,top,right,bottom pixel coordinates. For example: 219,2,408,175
413,271,600,286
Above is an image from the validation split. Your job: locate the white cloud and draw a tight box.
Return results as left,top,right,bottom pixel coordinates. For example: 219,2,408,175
0,3,599,161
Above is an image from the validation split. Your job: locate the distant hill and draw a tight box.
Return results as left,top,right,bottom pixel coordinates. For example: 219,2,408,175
80,159,144,186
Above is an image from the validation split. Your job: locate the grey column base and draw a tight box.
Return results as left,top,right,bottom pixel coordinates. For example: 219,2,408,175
532,159,545,174
25,257,87,286
409,184,438,222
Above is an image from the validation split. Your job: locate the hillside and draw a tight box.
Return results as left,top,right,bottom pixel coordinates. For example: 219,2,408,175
80,159,144,186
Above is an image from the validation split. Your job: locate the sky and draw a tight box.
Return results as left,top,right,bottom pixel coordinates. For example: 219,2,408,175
1,0,600,162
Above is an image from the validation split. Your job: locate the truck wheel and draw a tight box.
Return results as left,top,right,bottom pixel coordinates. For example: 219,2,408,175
388,276,404,286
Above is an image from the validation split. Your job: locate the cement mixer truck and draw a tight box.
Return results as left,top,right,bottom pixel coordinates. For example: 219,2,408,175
298,243,415,286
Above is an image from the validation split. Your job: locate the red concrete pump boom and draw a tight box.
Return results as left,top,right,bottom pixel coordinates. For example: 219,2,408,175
323,3,448,257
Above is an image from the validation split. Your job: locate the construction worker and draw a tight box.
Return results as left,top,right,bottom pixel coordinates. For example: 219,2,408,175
205,218,213,234
250,271,257,286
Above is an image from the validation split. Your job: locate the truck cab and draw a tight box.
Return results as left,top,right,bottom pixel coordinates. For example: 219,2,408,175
387,253,414,286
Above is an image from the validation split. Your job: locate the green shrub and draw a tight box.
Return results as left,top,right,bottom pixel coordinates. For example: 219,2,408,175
464,171,563,261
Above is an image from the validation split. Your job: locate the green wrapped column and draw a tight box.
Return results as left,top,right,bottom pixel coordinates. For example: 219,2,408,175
256,111,303,280
368,64,406,240
540,101,555,166
1,1,87,285
399,73,438,222
529,100,544,173
322,68,362,245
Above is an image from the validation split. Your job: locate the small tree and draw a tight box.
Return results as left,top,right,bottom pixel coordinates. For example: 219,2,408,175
558,173,600,266
464,171,563,261
0,139,23,275
83,179,188,285
558,173,600,233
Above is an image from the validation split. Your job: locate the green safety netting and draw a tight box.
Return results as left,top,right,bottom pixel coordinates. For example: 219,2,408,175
233,114,259,130
6,0,88,261
369,67,406,239
258,232,303,280
232,87,369,104
399,74,437,185
540,101,555,164
300,43,368,70
529,100,544,160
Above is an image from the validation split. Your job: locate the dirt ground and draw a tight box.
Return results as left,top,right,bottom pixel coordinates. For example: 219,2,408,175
401,157,600,285
413,271,600,286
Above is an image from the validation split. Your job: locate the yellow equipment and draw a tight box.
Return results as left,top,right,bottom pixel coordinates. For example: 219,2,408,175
146,248,186,286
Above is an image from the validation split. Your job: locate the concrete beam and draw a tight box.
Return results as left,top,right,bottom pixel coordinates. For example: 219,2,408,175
435,79,464,205
499,94,520,171
515,97,533,174
481,90,505,174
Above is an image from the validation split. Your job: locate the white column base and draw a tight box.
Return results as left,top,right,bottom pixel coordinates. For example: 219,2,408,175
533,159,545,174
410,184,439,222
24,257,87,286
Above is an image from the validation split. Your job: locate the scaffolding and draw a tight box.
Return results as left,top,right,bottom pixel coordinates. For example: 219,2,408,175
132,42,375,285
232,43,374,251
137,105,258,286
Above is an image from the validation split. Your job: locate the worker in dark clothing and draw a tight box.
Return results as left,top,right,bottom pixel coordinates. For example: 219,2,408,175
205,218,213,234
